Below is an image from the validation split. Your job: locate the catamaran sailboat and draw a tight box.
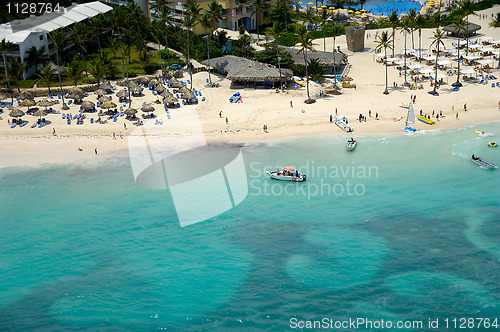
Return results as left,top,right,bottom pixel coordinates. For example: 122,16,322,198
402,103,418,132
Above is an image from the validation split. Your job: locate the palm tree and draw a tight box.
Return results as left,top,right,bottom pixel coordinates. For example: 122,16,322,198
25,46,48,74
8,57,25,92
374,31,393,94
151,26,165,80
183,0,201,90
388,11,399,57
70,23,89,77
66,62,83,87
108,37,119,59
319,9,329,52
408,9,417,49
429,28,445,94
491,12,500,68
331,24,343,90
89,15,105,52
0,38,14,102
156,3,173,70
431,12,443,28
415,14,426,62
452,15,467,87
88,61,107,87
36,65,55,94
235,0,248,29
109,6,126,72
398,16,412,85
251,0,269,42
266,22,283,90
200,14,214,84
295,25,316,102
458,0,475,56
358,0,367,10
208,0,224,31
126,2,147,54
49,29,68,109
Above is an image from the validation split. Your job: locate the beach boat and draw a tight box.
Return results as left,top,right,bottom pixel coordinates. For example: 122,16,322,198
488,142,497,147
346,138,357,151
266,166,307,182
474,130,485,135
401,103,418,132
333,116,353,133
417,115,436,125
471,154,497,169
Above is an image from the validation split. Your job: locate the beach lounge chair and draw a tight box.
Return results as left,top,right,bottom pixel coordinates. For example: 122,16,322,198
11,122,16,128
19,121,27,127
62,114,66,119
452,86,460,91
68,100,72,105
202,97,206,101
67,118,71,125
31,123,37,128
90,118,94,123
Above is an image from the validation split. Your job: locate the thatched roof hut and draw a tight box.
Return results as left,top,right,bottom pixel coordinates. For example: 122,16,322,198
81,101,95,111
202,55,293,83
443,23,481,37
280,46,345,67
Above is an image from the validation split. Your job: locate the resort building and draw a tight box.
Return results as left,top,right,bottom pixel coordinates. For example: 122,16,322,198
202,55,293,88
0,1,112,79
102,0,153,20
167,0,275,33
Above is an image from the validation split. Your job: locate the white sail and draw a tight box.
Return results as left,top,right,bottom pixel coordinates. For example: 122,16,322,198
406,103,415,126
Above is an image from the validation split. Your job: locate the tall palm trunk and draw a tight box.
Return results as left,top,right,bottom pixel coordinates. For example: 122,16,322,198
157,40,164,82
392,28,395,57
207,35,212,84
418,30,422,63
455,33,461,85
2,54,13,103
384,46,389,94
276,39,282,90
332,36,337,90
403,30,407,85
164,26,170,69
433,43,440,93
55,50,67,108
303,49,310,100
187,30,193,90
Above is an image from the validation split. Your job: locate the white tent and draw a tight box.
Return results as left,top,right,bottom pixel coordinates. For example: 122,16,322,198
385,57,399,62
464,55,480,60
481,36,493,41
492,40,500,45
375,53,386,58
420,68,434,74
431,72,447,80
480,47,495,52
402,48,416,53
409,64,422,70
477,59,493,65
424,56,436,62
437,60,451,66
459,68,475,74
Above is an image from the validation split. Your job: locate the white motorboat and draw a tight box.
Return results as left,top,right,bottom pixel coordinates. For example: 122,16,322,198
267,166,307,182
333,116,353,133
346,138,357,151
471,155,497,169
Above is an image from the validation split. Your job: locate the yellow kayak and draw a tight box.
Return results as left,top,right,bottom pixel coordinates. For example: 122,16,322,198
474,130,485,135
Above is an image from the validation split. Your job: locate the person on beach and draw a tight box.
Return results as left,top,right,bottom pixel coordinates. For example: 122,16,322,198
120,132,123,139
330,114,332,123
124,123,127,130
226,117,228,124
369,110,371,117
95,148,98,155
335,108,338,115
376,113,379,120
53,128,56,136
113,132,116,139
464,103,467,112
290,101,293,108
219,111,222,118
456,113,459,119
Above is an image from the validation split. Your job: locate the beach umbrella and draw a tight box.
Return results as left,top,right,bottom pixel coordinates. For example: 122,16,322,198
33,109,47,120
131,85,143,93
0,93,7,100
81,100,95,111
181,93,196,100
37,99,53,110
124,108,137,116
116,90,128,98
94,89,107,96
9,109,25,117
68,87,84,95
100,101,117,109
163,95,178,104
297,1,302,3
141,105,155,112
160,90,173,98
98,95,112,102
140,77,152,85
148,79,160,87
72,92,85,100
100,82,113,91
19,91,34,100
307,2,313,4
155,85,166,93
20,99,36,107
340,76,353,81
178,86,191,94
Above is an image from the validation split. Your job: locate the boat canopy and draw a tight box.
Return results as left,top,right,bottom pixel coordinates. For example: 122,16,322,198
282,166,296,171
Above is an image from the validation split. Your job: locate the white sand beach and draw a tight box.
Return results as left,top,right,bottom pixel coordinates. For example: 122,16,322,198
1,5,499,167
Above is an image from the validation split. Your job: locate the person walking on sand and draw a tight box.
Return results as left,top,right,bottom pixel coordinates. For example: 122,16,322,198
226,117,228,124
330,114,333,123
53,128,56,136
290,101,293,108
124,123,127,130
464,103,467,112
219,110,222,118
95,148,98,155
376,113,379,120
369,110,371,117
113,132,116,139
335,108,338,115
119,132,123,139
456,112,459,119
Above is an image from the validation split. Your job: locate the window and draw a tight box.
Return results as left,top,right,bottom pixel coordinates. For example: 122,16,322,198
39,35,43,40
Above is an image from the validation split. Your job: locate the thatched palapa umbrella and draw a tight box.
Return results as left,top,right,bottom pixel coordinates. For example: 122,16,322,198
100,82,113,91
20,99,36,108
130,85,143,95
155,85,166,94
33,109,47,120
100,101,117,109
9,109,25,117
181,93,196,100
124,108,137,116
140,77,152,85
160,90,173,98
72,92,85,101
141,105,155,112
178,86,191,94
98,95,112,103
19,91,34,100
94,89,107,96
68,87,84,95
116,90,128,98
81,100,95,111
148,79,160,88
37,99,53,110
170,80,184,88
163,95,178,104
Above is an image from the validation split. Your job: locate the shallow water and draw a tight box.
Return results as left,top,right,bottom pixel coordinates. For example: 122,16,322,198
1,122,499,330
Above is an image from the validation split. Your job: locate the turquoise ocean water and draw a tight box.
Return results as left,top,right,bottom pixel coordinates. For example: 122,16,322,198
1,122,499,331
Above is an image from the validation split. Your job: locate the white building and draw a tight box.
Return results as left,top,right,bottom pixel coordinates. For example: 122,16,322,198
0,1,112,79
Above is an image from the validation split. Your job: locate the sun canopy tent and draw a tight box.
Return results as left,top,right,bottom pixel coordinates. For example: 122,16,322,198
437,60,451,66
459,68,475,74
431,72,447,80
419,68,434,74
463,55,480,61
477,59,493,65
408,64,422,70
